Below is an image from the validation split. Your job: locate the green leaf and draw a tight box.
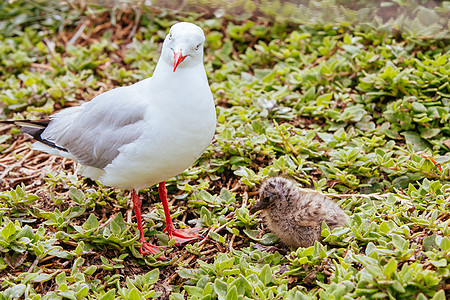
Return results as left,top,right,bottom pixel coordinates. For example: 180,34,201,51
30,273,53,283
391,234,408,251
210,231,226,244
411,102,427,113
55,272,66,286
431,259,447,268
58,290,77,300
391,280,405,293
260,264,273,286
69,187,85,203
184,286,204,297
259,233,279,246
99,289,116,300
316,93,332,106
440,237,450,251
218,257,234,272
144,268,159,285
226,286,238,300
112,213,127,230
170,293,185,300
423,234,439,251
214,279,227,299
401,131,430,151
111,219,122,235
84,265,97,276
9,284,26,298
76,286,89,299
384,258,397,279
420,128,440,139
128,288,142,300
203,282,213,296
82,214,99,230
365,264,384,278
1,221,17,240
431,290,446,300
229,277,245,296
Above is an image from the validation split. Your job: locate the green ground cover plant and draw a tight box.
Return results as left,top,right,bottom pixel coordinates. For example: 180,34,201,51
0,0,449,299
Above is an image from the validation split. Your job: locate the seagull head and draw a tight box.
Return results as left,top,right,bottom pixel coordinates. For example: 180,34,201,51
161,22,206,72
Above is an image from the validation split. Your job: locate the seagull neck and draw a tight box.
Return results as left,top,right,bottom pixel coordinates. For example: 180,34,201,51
152,61,208,87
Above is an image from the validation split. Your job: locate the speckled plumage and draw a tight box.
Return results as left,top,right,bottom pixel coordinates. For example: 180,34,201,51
250,177,348,248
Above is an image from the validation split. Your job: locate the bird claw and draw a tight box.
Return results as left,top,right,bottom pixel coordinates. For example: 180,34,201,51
164,225,203,245
139,242,168,260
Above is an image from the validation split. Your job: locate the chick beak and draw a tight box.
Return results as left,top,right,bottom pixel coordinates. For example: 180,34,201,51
173,51,187,72
249,200,269,214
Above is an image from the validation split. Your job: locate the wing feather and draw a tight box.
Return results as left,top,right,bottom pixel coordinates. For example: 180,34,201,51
41,85,148,169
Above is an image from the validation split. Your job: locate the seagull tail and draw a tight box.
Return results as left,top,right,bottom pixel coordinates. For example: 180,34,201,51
0,119,69,152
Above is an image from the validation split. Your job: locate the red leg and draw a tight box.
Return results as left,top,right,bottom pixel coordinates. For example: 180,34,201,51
158,182,202,245
132,189,167,259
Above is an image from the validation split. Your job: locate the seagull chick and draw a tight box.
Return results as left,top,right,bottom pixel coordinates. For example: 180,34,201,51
250,177,347,248
2,22,216,259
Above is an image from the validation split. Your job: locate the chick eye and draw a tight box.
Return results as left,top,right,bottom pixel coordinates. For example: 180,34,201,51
262,191,274,202
195,43,201,50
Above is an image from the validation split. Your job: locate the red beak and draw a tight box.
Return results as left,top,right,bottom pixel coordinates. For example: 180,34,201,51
173,51,187,72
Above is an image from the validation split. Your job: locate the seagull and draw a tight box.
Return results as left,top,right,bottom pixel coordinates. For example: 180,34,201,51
250,177,347,248
2,22,216,258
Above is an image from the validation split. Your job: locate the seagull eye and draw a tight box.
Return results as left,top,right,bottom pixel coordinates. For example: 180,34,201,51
169,33,172,40
195,43,201,50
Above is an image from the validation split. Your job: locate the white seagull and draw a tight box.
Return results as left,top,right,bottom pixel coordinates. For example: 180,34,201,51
3,22,216,258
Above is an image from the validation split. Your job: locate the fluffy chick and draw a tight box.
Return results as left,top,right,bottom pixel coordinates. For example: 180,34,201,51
250,177,347,248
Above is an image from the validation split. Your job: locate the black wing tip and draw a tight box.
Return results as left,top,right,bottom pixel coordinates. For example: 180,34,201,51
0,119,50,127
0,120,16,125
3,120,68,153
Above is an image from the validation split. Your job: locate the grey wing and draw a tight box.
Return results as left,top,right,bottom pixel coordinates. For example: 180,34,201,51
42,86,147,169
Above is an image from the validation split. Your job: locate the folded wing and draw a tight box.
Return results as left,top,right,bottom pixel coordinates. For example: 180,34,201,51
22,86,148,169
